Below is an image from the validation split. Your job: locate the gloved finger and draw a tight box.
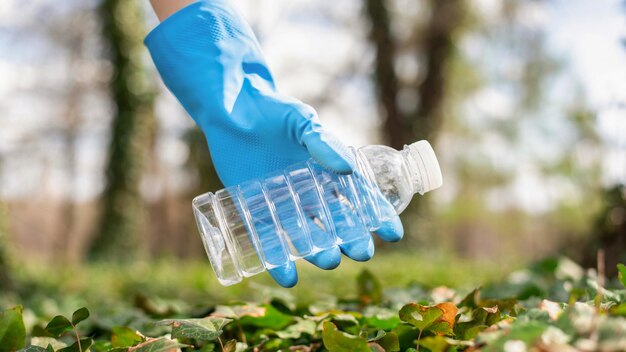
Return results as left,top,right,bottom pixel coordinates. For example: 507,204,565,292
281,100,353,174
301,130,354,175
268,261,298,288
238,181,299,287
339,234,375,262
304,245,342,270
373,214,404,242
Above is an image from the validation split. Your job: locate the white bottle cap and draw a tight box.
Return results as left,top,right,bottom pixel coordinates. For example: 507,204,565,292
406,140,443,193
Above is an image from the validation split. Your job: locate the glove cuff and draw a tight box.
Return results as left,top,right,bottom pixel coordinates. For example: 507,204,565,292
144,0,264,131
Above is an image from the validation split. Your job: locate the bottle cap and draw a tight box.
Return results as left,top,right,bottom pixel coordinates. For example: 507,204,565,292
406,140,443,193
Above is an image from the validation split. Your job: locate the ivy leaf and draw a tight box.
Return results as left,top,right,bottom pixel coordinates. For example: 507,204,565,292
0,306,26,350
57,338,93,352
618,264,626,288
18,346,48,352
369,330,400,352
90,340,114,352
418,336,472,352
238,305,291,330
458,287,481,309
322,321,370,352
30,337,67,350
435,303,458,329
129,337,181,352
157,317,231,341
45,315,73,337
364,307,402,330
213,304,266,319
357,269,382,306
455,305,502,339
418,336,450,352
71,308,89,326
399,303,442,331
399,302,458,336
275,317,316,339
111,326,145,347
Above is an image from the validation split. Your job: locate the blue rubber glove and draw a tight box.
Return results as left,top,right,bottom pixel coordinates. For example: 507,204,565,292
145,0,403,287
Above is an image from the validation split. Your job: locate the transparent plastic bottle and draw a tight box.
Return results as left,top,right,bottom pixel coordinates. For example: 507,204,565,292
192,140,443,286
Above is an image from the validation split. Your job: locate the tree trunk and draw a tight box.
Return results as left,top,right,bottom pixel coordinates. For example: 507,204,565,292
363,0,406,149
87,0,156,261
412,0,464,141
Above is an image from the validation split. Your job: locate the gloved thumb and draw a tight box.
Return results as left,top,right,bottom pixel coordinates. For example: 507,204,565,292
270,93,354,174
301,128,354,174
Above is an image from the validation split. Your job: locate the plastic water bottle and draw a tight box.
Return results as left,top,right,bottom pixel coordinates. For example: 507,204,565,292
192,140,443,285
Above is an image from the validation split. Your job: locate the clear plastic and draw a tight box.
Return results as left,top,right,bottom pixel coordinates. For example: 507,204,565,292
192,140,442,285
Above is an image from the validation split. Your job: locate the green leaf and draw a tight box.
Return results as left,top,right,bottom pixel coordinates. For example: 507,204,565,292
364,307,402,330
357,270,382,305
0,305,26,350
458,287,481,309
111,326,145,347
418,336,450,352
57,338,93,352
17,346,48,352
369,331,400,352
45,315,73,337
399,302,457,336
213,304,266,320
275,317,316,339
238,304,291,330
129,338,181,352
609,303,626,317
30,337,67,350
157,317,231,341
71,308,89,326
419,336,472,352
454,306,502,339
90,340,113,352
322,321,370,352
618,263,626,288
483,321,548,352
399,303,443,331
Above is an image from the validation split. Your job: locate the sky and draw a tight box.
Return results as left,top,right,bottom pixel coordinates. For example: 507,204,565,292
0,0,624,203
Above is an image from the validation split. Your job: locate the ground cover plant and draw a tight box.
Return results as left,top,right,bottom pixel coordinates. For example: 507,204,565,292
2,257,626,351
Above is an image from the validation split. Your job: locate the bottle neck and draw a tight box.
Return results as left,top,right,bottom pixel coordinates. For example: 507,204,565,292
401,148,426,195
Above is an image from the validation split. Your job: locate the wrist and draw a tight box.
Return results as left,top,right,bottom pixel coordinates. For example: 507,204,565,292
150,0,198,22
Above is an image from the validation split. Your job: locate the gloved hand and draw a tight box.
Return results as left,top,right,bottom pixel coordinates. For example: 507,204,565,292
145,0,403,287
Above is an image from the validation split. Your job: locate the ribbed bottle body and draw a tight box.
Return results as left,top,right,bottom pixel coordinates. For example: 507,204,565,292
192,156,382,286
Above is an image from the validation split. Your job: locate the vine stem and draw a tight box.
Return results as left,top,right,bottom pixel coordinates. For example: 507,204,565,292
217,336,225,351
237,321,247,344
416,329,423,352
72,324,83,352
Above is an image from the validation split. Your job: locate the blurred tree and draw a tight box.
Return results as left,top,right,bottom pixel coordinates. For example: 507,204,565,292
0,200,12,289
364,0,403,149
363,0,466,148
580,185,626,277
184,128,224,196
412,0,465,141
363,0,468,246
87,0,156,261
